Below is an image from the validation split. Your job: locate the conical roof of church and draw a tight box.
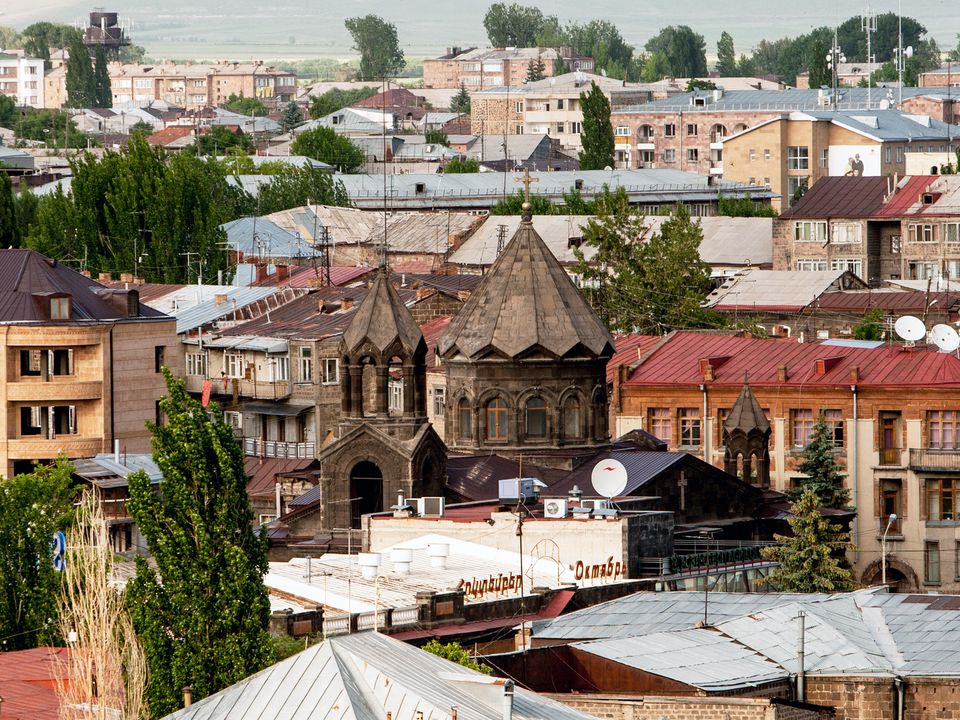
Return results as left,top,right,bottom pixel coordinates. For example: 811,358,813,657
438,218,614,360
724,380,770,435
342,269,425,356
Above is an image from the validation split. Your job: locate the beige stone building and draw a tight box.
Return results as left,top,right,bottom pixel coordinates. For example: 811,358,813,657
423,47,592,90
0,250,180,478
0,51,44,108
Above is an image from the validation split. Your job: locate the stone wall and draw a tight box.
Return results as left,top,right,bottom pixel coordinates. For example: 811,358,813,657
546,695,830,720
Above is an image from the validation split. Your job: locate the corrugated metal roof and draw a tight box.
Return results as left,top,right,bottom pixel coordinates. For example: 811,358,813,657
219,217,324,259
244,456,317,501
705,269,855,310
168,286,282,334
547,451,687,497
445,454,567,502
780,176,889,219
163,631,599,720
0,647,71,720
625,331,960,388
815,290,960,313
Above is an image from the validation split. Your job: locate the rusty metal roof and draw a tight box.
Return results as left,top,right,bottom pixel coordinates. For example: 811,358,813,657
780,176,889,219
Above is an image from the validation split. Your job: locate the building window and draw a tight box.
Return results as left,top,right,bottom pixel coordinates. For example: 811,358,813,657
388,382,403,412
486,398,508,441
909,224,936,243
792,409,815,447
515,101,523,113
896,146,904,163
908,261,938,280
764,148,771,161
820,149,829,168
945,222,960,244
563,397,582,439
433,387,445,417
50,296,71,320
556,99,564,109
679,408,701,447
831,259,863,276
686,148,699,162
570,121,582,134
749,149,756,161
223,411,242,432
925,541,941,583
271,355,290,382
556,122,565,134
153,345,166,373
823,409,844,447
794,221,828,242
663,149,676,162
956,541,960,580
885,146,892,164
796,259,828,272
787,146,809,170
664,123,676,137
19,349,42,377
224,352,244,379
686,123,697,136
650,408,671,443
458,398,472,439
831,222,862,244
927,479,956,521
525,397,547,438
322,357,338,385
186,352,208,377
881,479,902,532
298,347,313,383
786,176,808,206
928,411,960,449
615,126,631,136
19,406,42,436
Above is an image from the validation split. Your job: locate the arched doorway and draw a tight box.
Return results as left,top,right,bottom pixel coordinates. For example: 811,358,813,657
350,460,384,528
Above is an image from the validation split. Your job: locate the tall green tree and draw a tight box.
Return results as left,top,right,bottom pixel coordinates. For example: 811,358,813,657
126,370,271,717
578,81,614,171
761,488,856,592
344,15,405,80
0,93,15,128
93,45,112,108
450,84,470,113
291,126,366,172
565,21,637,80
483,3,546,47
279,101,304,132
836,13,926,62
0,458,76,650
222,93,267,116
0,174,16,247
192,126,254,156
526,57,546,82
716,31,737,76
308,87,377,119
807,36,831,89
65,36,96,108
644,26,708,78
254,165,352,214
21,22,82,68
793,416,851,509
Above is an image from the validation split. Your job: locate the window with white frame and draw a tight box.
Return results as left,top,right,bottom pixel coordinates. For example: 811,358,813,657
896,146,904,163
831,222,862,244
885,146,892,164
570,121,582,134
796,259,828,271
908,261,938,280
787,146,809,169
909,224,936,243
749,149,756,161
186,352,208,376
786,176,807,206
831,258,863,276
224,352,244,379
615,126,630,136
223,411,242,431
663,148,676,162
944,222,960,244
664,123,676,137
433,387,446,417
322,357,339,385
298,347,313,383
388,381,403,412
765,148,772,161
515,101,523,113
686,148,699,162
820,149,829,168
270,354,290,382
794,221,828,242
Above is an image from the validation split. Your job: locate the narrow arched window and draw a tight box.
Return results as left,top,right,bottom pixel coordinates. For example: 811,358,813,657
486,398,508,441
525,397,547,438
458,398,472,440
563,397,582,439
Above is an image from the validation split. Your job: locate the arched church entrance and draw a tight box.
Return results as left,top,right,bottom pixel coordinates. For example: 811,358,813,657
350,460,384,528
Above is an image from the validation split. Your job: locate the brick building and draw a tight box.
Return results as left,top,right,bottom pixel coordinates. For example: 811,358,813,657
612,330,960,591
423,46,592,90
919,66,960,89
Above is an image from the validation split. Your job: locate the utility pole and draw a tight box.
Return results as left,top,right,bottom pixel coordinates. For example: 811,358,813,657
862,6,877,107
826,30,846,111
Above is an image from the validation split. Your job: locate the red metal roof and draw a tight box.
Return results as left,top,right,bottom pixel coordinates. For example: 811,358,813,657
245,456,318,500
874,176,938,217
422,315,454,371
607,334,662,384
0,647,70,719
779,177,888,219
273,265,375,289
625,331,960,388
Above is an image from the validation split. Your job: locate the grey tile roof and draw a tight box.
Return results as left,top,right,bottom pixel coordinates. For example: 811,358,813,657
342,269,426,357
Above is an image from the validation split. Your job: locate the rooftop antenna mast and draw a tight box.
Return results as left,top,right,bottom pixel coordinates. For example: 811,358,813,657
379,75,389,271
861,6,877,108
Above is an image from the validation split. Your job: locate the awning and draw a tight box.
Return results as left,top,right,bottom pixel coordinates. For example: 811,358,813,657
243,401,314,417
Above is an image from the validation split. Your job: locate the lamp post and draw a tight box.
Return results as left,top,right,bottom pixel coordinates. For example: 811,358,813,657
882,512,898,585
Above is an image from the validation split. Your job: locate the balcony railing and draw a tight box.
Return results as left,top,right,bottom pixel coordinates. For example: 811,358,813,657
242,437,315,459
909,448,960,472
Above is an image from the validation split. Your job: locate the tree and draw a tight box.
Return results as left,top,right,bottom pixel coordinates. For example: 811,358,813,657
119,43,147,63
483,3,545,47
450,84,470,114
424,129,449,146
444,157,480,173
21,22,82,68
761,489,856,592
793,416,851,509
574,194,720,334
0,26,20,51
0,174,16,247
853,306,885,340
279,101,304,132
308,87,377,119
94,45,112,108
526,57,546,82
55,490,148,720
344,15,405,80
254,165,352,214
0,93,15,128
423,640,492,674
65,36,96,108
564,20,637,80
291,126,366,172
128,120,155,137
685,78,716,91
0,458,75,650
836,13,926,62
222,93,267,116
578,81,614,171
717,195,777,217
807,36,830,88
791,177,809,207
644,26,708,78
193,126,254,156
15,110,89,149
491,189,555,215
126,369,271,716
949,34,960,62
716,31,737,76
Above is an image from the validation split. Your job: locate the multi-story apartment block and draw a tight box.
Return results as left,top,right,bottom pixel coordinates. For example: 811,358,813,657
0,250,180,477
610,87,936,177
423,46,593,90
470,73,659,151
0,52,45,108
774,174,960,284
109,61,296,110
722,109,960,211
919,66,960,89
613,330,960,593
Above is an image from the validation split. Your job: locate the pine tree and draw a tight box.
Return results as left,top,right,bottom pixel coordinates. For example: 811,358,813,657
716,31,737,76
525,57,546,82
93,45,112,108
279,101,304,132
126,370,271,717
65,36,95,108
793,415,851,509
449,84,470,113
761,488,856,592
578,81,614,171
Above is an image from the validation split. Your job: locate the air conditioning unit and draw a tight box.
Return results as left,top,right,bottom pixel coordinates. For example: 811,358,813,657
580,499,611,512
543,499,568,519
418,496,445,517
499,477,538,503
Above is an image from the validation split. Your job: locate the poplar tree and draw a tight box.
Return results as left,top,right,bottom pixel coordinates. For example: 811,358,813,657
93,45,112,108
127,370,271,717
578,81,614,170
65,36,95,107
0,173,17,248
716,32,737,76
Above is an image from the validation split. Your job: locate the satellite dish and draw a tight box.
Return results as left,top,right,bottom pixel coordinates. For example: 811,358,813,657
591,459,628,499
895,315,926,342
931,324,960,352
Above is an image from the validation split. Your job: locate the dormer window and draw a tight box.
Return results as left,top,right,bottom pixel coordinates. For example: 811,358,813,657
50,296,71,320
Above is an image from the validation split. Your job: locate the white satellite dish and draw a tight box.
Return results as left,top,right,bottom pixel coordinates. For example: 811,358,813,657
591,459,628,499
894,315,926,342
931,324,960,352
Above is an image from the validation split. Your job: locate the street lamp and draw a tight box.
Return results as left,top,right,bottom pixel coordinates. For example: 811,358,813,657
881,513,898,585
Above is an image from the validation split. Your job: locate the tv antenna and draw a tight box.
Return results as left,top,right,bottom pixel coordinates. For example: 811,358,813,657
931,324,960,353
590,458,628,502
894,315,926,345
861,6,877,107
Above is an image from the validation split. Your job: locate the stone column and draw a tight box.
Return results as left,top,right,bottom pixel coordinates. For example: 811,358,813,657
375,365,389,417
340,361,352,415
402,365,415,418
349,365,362,418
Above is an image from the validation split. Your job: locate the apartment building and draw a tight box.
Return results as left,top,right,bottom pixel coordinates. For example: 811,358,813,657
612,330,960,593
721,109,960,211
470,72,657,151
919,66,960,89
610,86,934,175
773,174,960,284
0,250,180,478
423,46,592,90
109,61,296,110
0,52,44,108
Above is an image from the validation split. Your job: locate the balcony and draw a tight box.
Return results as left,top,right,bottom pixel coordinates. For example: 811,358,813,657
6,380,102,402
709,162,724,175
185,375,291,401
909,448,960,472
6,436,103,459
878,447,902,466
242,437,315,459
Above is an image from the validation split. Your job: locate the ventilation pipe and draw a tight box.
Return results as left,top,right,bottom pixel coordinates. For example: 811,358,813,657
357,552,381,579
114,439,120,464
796,611,806,702
502,680,515,720
183,686,192,708
427,543,449,570
390,547,413,576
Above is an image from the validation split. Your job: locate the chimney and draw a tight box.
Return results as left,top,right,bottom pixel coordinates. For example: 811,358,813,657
341,297,354,311
98,272,112,283
120,272,134,283
276,264,289,281
502,680,515,720
318,298,326,314
255,264,269,283
182,686,192,708
699,360,715,381
849,366,860,383
80,270,91,278
214,293,228,305
777,364,789,382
